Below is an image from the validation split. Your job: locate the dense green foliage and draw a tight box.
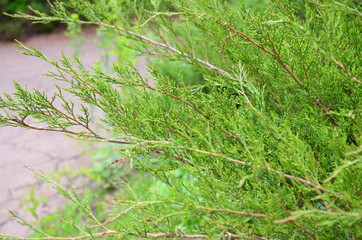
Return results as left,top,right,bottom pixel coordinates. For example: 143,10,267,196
1,0,361,239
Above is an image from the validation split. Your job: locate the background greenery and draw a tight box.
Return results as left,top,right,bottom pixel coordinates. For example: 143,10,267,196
0,0,361,239
0,0,56,40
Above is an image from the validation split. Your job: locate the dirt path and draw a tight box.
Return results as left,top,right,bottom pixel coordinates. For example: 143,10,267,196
0,29,147,237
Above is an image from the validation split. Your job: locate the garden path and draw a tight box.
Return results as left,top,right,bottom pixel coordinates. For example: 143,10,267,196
0,28,148,237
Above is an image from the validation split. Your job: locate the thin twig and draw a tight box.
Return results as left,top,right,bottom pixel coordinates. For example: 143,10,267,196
197,206,271,219
146,84,204,115
146,233,207,239
226,23,342,126
186,147,248,165
180,146,334,193
331,57,361,84
69,68,125,116
219,33,237,54
7,117,335,194
54,108,98,136
57,20,244,143
345,145,362,156
3,119,130,145
215,223,270,240
146,84,243,143
314,98,338,126
277,200,316,239
75,20,232,76
0,230,122,240
264,167,331,193
152,148,195,167
225,24,276,57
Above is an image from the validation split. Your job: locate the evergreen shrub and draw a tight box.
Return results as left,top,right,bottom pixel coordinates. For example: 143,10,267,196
0,0,361,239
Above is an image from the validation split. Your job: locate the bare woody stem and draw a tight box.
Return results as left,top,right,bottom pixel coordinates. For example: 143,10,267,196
0,230,123,240
263,167,333,194
76,20,232,76
52,107,98,136
146,233,208,239
186,147,248,165
213,223,268,240
0,231,241,240
2,119,130,145
196,206,271,219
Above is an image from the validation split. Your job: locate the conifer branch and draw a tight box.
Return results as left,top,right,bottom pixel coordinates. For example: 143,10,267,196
345,145,362,156
214,223,269,240
226,23,305,89
181,147,333,193
145,84,243,143
75,20,232,76
146,233,208,239
263,167,332,193
185,147,248,165
1,119,130,144
219,33,237,54
197,206,271,219
167,146,334,193
225,23,342,126
331,57,361,84
146,84,204,115
0,230,123,240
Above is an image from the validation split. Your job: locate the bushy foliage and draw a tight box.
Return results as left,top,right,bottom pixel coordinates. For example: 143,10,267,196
1,0,361,239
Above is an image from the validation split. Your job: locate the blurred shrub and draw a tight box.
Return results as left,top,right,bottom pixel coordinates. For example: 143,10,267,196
0,0,54,40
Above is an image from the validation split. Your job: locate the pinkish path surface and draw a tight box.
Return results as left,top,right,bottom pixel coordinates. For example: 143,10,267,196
0,28,148,237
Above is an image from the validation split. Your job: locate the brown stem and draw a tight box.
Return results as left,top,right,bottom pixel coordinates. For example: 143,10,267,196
146,233,207,239
5,119,130,145
54,108,98,136
264,167,331,194
277,200,316,239
71,70,125,116
76,20,232,76
314,98,339,126
152,148,195,167
147,84,245,143
197,206,271,219
146,84,204,115
186,147,248,165
225,24,276,57
0,230,122,240
331,57,361,84
182,147,334,194
226,24,341,126
219,33,237,54
63,20,245,144
216,224,270,240
266,39,304,89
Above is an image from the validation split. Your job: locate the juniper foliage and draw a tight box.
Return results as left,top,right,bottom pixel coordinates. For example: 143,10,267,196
1,0,361,239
